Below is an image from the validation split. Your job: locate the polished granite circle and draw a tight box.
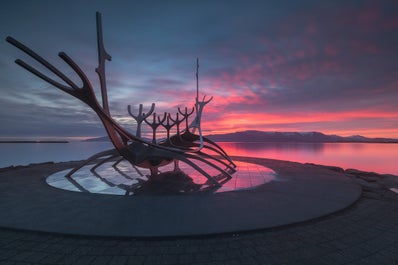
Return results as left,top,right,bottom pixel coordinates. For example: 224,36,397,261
46,160,276,195
0,157,361,237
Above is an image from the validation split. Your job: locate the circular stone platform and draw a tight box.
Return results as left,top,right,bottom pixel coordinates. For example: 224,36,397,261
0,157,361,237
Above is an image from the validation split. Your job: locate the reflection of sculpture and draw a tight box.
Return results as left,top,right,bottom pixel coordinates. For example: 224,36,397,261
7,12,236,189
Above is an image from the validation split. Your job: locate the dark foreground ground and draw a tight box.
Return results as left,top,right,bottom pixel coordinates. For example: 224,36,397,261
0,161,398,265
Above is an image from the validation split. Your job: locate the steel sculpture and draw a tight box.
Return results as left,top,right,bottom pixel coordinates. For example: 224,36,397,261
6,12,236,190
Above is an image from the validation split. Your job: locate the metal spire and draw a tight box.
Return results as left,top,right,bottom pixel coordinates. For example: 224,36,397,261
95,12,112,115
196,57,199,103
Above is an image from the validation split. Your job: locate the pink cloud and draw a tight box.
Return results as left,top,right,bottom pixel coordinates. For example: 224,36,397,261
382,16,398,30
200,108,398,138
356,3,381,25
324,45,339,56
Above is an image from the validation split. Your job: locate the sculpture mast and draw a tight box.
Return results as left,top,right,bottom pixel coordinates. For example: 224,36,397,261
95,12,112,115
196,57,199,109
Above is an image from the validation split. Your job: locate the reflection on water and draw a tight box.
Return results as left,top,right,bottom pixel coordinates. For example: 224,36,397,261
46,160,275,195
1,141,397,175
219,142,325,154
218,142,398,175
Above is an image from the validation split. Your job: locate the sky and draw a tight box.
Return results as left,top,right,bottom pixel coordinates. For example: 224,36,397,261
0,0,397,139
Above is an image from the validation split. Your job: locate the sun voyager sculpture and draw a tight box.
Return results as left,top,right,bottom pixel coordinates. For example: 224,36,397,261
7,12,237,194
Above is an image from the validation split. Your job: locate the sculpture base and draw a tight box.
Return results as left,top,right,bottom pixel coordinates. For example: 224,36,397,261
0,157,361,237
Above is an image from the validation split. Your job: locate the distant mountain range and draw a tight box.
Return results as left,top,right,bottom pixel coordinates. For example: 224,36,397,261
206,130,398,143
84,136,112,142
84,130,398,143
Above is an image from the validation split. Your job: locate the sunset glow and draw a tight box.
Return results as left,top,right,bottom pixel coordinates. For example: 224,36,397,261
1,1,397,139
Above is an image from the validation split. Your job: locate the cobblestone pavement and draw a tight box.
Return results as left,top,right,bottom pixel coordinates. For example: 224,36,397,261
1,184,398,264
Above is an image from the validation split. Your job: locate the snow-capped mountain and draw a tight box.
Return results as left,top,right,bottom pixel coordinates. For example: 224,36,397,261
206,130,398,143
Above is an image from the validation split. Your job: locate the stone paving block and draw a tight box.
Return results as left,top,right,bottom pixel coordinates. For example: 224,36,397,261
45,236,65,245
184,245,200,254
87,255,110,265
71,245,95,255
18,241,40,252
56,254,81,265
375,250,398,262
38,253,65,264
30,242,51,252
379,232,398,246
161,254,181,265
135,246,157,255
356,253,392,265
164,245,185,255
71,238,95,246
178,253,196,264
254,245,272,255
267,243,286,253
4,240,25,250
42,242,67,253
85,245,108,255
25,251,48,263
98,240,119,247
300,257,336,265
12,262,31,265
239,247,257,257
126,255,146,265
253,254,277,265
120,247,138,255
225,249,242,259
237,256,260,265
325,251,352,264
337,248,359,263
223,259,242,265
0,238,10,248
208,245,227,253
114,241,131,249
198,244,214,253
96,246,119,256
58,244,79,255
86,239,107,247
0,249,19,260
194,252,211,263
109,255,129,265
210,250,228,261
206,261,227,265
73,255,96,265
385,244,398,256
9,251,35,262
227,240,242,249
0,261,16,265
142,254,162,264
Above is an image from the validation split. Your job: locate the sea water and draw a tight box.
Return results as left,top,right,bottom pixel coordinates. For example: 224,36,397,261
0,141,397,175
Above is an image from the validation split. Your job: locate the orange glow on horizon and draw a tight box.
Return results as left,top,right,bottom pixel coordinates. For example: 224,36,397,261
200,110,398,138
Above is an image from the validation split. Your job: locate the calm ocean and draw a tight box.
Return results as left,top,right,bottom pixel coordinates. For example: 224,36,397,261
0,141,397,175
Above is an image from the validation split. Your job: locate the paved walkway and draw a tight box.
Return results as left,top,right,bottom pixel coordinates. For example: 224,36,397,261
1,158,398,264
